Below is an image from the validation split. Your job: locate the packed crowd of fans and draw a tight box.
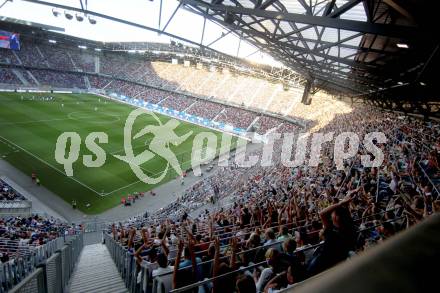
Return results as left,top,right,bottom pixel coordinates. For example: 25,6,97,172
0,49,19,65
151,62,298,116
15,41,49,68
160,95,194,112
88,75,112,89
1,40,302,114
0,179,26,201
29,69,85,88
2,40,350,135
101,80,289,134
106,104,439,293
68,49,95,72
216,108,257,130
0,68,21,85
254,116,283,134
186,100,225,121
0,42,404,134
1,39,439,292
137,87,170,105
0,215,80,263
276,123,298,135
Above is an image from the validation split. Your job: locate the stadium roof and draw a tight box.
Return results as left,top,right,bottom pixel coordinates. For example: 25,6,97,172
0,16,64,32
180,1,439,100
1,0,283,66
3,0,438,114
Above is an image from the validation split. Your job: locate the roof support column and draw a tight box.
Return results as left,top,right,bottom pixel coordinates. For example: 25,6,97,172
301,79,313,105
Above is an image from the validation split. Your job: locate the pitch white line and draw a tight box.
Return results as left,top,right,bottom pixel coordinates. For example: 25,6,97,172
96,93,250,141
0,118,72,126
103,158,186,195
67,111,121,123
0,134,104,196
103,178,143,195
0,93,238,198
0,124,164,198
102,145,218,196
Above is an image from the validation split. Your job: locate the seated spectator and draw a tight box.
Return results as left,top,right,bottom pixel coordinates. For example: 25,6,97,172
264,229,277,246
0,179,26,201
236,274,257,293
279,238,303,272
277,226,292,242
254,248,282,293
173,238,202,292
152,252,173,277
307,196,356,276
212,237,238,293
264,264,305,292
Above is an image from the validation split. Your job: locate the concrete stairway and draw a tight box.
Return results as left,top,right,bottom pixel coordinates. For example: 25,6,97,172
26,70,41,86
83,75,91,89
67,244,128,293
11,69,30,86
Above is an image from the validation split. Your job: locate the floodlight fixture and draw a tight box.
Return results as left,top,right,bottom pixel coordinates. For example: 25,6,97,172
76,14,84,22
88,16,97,24
64,11,73,20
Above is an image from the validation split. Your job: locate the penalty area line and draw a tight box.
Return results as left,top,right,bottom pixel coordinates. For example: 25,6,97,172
101,150,211,196
101,164,156,196
0,134,104,197
0,118,73,126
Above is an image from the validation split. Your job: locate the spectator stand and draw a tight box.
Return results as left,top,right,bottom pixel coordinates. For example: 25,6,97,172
0,178,31,218
101,91,252,141
2,233,83,293
0,212,83,292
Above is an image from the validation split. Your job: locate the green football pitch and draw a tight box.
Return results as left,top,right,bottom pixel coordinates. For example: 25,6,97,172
0,92,237,214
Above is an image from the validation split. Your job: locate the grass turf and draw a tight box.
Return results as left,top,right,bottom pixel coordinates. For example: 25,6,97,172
0,92,236,214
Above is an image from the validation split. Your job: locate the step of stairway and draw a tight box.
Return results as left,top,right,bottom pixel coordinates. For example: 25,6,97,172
67,244,128,293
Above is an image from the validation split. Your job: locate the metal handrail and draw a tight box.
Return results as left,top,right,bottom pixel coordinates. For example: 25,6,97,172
111,203,398,263
169,217,405,293
1,233,83,292
394,127,439,199
168,243,326,293
159,208,399,277
335,159,356,199
103,206,402,293
417,160,440,200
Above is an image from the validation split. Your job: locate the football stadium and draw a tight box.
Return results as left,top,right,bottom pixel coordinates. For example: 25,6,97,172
0,1,438,293
0,92,239,214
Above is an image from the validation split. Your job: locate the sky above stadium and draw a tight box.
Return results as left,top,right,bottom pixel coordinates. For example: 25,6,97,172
0,0,283,66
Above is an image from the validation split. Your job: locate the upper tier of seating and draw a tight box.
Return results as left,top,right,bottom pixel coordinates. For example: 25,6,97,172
1,39,353,132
